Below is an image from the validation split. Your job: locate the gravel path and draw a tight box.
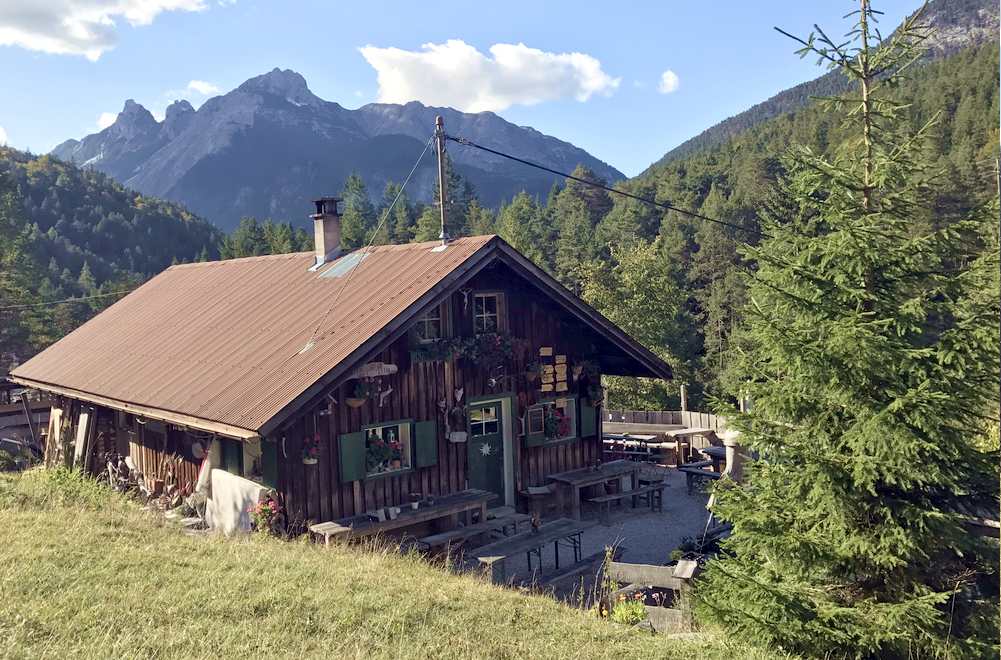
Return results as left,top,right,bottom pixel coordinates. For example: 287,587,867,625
466,468,713,593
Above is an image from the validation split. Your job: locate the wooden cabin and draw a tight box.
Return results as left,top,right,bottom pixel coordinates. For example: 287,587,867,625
10,198,671,527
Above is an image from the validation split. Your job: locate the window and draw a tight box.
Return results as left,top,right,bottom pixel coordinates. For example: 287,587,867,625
365,423,412,476
473,293,501,334
414,305,443,342
469,405,499,437
527,398,577,444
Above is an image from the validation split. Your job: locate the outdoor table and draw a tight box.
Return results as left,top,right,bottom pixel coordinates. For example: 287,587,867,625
699,445,727,473
664,427,719,463
329,488,496,541
472,517,595,583
547,459,642,520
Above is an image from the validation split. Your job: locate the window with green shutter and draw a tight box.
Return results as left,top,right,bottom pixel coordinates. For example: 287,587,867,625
524,397,578,447
338,431,366,482
413,420,438,468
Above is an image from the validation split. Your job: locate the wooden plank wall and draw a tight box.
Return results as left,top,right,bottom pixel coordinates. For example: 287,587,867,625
126,423,201,493
276,270,603,525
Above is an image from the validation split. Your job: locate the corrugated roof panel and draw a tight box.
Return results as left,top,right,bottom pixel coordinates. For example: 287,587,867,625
12,236,496,432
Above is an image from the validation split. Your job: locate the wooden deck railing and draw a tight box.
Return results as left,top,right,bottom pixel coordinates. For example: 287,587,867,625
604,409,728,433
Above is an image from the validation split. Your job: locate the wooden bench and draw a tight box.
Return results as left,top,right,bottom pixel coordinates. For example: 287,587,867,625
587,483,666,523
472,518,594,583
416,513,530,552
309,521,352,546
678,462,722,495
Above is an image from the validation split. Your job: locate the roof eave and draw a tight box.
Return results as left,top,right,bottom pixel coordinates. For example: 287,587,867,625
492,240,673,380
8,375,260,441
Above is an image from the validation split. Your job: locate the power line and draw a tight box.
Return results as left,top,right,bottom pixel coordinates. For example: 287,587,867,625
298,131,436,354
0,289,132,312
446,134,765,238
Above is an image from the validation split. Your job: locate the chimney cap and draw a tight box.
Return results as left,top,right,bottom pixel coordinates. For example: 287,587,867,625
311,196,342,217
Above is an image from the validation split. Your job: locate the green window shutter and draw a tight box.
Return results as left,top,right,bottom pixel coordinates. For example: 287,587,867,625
221,438,243,476
338,431,366,482
413,420,438,468
526,406,546,447
261,439,278,488
580,400,596,438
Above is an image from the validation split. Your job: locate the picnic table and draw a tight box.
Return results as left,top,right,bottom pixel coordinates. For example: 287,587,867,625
310,489,496,543
547,459,642,520
472,518,595,583
664,427,719,463
699,445,727,473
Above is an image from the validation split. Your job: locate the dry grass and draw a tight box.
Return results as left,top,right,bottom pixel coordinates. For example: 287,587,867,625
0,469,781,659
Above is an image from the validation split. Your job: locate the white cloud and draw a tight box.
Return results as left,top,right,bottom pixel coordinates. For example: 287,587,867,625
186,79,220,96
0,0,207,61
658,69,680,94
359,40,620,113
0,125,7,145
97,111,117,130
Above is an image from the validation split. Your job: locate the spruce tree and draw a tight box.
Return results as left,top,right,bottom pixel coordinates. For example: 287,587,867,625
697,3,1000,658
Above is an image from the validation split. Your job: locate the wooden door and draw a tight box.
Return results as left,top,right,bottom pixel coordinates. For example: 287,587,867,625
467,402,504,501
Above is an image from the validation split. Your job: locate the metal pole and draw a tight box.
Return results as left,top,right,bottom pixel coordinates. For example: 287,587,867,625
435,115,448,245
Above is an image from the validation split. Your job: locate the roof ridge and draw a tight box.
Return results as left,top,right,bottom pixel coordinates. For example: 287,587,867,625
169,251,312,269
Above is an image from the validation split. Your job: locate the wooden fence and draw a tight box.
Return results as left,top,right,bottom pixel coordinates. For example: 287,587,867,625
604,409,728,433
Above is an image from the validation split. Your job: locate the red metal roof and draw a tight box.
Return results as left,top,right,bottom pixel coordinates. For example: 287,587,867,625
12,236,495,434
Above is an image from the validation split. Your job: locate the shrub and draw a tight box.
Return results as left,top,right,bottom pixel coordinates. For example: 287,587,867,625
610,593,647,625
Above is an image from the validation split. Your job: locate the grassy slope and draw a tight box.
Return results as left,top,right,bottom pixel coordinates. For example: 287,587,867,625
0,470,780,660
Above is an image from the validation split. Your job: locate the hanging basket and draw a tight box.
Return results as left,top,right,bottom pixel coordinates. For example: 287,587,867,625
345,397,367,409
302,457,318,465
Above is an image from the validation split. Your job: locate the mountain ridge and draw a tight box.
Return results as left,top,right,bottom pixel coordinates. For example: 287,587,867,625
52,69,623,231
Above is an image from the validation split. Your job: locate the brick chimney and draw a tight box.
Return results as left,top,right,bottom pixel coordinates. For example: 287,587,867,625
310,197,342,270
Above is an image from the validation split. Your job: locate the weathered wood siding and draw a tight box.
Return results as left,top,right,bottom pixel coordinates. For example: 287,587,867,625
275,265,604,525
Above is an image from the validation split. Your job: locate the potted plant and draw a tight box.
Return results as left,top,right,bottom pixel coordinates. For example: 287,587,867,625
302,432,321,464
525,361,542,383
249,492,283,535
543,406,559,440
365,435,392,474
346,381,371,408
389,438,403,469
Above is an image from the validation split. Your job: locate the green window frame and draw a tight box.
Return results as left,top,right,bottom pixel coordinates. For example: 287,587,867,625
525,396,578,447
339,419,438,482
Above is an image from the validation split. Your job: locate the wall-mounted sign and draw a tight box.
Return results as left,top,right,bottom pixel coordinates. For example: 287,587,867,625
350,362,398,379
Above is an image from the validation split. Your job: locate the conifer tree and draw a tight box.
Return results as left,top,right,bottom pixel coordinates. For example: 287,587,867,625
339,173,375,248
697,4,1000,657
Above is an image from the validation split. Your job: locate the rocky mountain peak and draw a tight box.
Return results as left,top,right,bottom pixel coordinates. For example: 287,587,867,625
109,99,159,138
237,68,317,105
165,99,195,120
163,100,196,138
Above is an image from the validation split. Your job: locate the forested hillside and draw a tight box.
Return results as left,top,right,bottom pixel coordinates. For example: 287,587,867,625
491,40,1000,407
645,0,998,169
0,148,221,370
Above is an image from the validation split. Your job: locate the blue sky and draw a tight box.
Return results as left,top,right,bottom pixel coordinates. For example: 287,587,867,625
0,0,922,176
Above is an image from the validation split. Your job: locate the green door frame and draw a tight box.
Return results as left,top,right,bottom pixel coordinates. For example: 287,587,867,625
467,393,517,507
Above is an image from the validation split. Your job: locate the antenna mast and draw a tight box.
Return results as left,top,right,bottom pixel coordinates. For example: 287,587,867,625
435,115,448,245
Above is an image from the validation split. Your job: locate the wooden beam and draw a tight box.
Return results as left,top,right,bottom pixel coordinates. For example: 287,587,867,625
7,377,259,441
